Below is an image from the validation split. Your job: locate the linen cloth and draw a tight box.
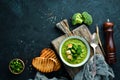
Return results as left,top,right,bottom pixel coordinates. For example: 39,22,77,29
28,72,68,80
74,54,114,80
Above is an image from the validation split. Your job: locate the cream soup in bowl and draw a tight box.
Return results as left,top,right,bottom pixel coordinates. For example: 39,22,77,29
59,36,90,67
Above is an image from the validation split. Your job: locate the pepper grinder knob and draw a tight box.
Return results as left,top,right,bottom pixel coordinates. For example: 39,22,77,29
103,19,116,64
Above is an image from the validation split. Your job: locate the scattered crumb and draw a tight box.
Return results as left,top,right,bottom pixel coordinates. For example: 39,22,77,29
47,16,57,24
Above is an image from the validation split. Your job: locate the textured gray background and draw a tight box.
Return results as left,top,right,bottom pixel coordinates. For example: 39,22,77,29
0,0,120,80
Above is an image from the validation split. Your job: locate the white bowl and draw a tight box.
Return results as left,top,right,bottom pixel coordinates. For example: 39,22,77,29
59,36,90,67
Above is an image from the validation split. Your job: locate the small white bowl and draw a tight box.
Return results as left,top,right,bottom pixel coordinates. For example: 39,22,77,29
59,36,90,67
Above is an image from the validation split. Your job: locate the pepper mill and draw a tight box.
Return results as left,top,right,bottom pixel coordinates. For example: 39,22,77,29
103,19,116,64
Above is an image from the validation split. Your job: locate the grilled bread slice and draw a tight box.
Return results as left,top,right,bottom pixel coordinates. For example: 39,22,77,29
32,57,54,73
40,48,61,71
49,58,61,71
32,48,61,73
40,48,56,59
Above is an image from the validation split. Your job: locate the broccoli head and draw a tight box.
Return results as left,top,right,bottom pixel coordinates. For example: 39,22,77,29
82,11,93,26
72,13,83,25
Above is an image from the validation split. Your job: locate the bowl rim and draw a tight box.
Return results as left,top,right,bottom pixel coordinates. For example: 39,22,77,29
59,36,90,67
9,58,25,74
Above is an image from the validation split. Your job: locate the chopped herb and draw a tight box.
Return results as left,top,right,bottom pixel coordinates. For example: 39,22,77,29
77,45,82,55
9,59,24,74
71,48,76,54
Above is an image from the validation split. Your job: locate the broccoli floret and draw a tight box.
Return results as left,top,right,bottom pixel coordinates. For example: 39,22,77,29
82,11,93,26
72,13,83,25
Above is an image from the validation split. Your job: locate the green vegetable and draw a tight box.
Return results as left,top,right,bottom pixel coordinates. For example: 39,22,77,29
77,45,82,55
10,59,24,73
72,13,83,25
72,44,78,50
71,11,93,26
73,54,78,59
82,11,93,26
80,53,85,58
71,48,76,54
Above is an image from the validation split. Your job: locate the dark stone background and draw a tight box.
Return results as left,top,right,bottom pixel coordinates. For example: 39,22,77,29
0,0,120,80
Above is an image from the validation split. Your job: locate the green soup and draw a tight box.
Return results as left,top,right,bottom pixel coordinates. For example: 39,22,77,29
61,38,87,64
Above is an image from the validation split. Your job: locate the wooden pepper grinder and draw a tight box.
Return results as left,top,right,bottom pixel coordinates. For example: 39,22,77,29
103,19,116,64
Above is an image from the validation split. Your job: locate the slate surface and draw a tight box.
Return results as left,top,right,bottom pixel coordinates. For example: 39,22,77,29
0,0,120,80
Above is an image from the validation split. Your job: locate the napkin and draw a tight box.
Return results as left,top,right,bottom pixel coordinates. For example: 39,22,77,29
74,53,115,80
28,72,68,80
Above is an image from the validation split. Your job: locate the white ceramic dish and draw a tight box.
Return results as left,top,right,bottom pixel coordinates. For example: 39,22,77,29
59,36,90,67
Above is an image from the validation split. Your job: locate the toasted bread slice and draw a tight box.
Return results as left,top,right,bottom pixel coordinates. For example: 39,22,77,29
32,57,54,73
49,57,61,71
40,48,56,59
